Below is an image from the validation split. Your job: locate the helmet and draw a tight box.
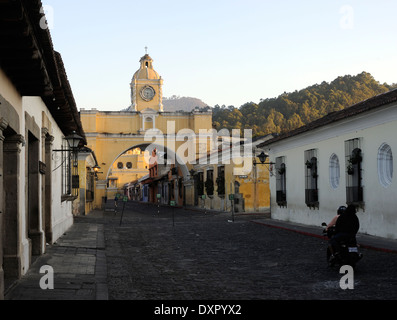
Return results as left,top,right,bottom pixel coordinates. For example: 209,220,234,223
337,206,347,215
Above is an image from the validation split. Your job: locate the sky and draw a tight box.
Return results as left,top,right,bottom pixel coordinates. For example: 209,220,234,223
42,0,397,112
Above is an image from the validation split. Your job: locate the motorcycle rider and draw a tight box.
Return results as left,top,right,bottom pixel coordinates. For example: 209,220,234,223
326,205,346,232
328,204,360,261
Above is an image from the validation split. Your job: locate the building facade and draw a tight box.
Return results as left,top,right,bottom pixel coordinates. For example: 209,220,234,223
0,0,87,298
259,89,397,239
81,53,213,208
192,135,274,213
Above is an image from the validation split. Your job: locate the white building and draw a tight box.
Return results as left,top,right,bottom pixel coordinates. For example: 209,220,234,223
0,0,86,298
259,89,397,240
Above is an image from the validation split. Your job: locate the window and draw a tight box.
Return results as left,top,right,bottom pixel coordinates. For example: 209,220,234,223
329,153,340,189
144,185,148,197
345,138,364,206
86,168,95,202
378,143,393,188
216,166,225,196
305,149,319,208
276,156,287,207
205,169,214,196
126,162,133,169
61,144,71,197
61,140,78,201
178,177,183,196
117,162,123,169
197,172,204,196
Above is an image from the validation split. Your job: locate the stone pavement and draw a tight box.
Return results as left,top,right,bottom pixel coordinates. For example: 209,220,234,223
4,202,397,300
5,221,108,300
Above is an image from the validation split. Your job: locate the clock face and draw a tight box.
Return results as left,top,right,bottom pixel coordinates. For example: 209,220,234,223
140,86,156,101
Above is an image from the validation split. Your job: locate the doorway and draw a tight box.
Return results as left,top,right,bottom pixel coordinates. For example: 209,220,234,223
27,131,42,257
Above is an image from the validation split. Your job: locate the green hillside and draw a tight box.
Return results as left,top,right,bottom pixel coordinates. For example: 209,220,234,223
212,72,397,137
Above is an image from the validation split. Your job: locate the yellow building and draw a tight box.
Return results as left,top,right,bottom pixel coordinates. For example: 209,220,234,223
193,135,274,214
80,53,213,208
74,147,99,216
107,148,149,196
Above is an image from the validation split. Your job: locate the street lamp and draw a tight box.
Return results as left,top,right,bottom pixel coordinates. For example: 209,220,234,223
258,152,268,165
53,131,84,153
52,131,84,195
254,151,274,166
93,165,103,180
64,131,83,152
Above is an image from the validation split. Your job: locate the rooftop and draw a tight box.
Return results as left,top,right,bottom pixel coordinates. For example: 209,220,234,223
0,0,86,143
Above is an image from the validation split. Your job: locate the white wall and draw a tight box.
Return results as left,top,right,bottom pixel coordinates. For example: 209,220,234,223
1,70,74,280
21,97,73,274
266,103,397,239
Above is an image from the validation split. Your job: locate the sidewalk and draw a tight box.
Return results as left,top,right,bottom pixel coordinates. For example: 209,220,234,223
252,218,397,254
5,218,108,300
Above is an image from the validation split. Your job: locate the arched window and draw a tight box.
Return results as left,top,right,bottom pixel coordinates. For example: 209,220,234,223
378,143,393,188
329,153,340,189
144,116,154,130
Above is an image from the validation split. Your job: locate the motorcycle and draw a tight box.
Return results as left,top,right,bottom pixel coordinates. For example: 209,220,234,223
321,222,363,268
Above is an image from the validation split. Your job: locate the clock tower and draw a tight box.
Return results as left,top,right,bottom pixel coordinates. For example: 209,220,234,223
130,53,164,112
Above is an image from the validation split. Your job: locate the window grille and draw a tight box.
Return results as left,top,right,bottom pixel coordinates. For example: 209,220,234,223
304,149,319,208
205,169,214,196
61,140,78,201
216,166,225,196
197,172,204,196
276,156,287,207
345,138,364,207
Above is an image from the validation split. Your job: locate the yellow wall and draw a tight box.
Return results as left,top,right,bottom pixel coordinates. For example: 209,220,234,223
235,165,270,211
80,111,212,135
197,157,270,213
80,109,213,209
80,53,215,210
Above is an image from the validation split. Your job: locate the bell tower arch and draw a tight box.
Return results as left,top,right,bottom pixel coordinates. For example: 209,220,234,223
130,52,163,112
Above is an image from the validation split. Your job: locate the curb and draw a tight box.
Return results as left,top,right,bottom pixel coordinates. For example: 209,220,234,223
252,220,397,254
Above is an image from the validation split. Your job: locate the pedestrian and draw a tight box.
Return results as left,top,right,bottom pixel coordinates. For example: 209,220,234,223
114,194,119,210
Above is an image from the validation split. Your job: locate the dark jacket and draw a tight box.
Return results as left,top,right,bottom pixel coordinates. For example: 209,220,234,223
335,205,360,235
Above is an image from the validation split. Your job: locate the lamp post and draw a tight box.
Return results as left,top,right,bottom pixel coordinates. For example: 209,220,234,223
253,151,275,212
253,151,275,168
93,165,103,180
53,131,83,153
64,131,83,152
53,131,84,197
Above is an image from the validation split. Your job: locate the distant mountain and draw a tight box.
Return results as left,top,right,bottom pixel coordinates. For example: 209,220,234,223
162,96,208,112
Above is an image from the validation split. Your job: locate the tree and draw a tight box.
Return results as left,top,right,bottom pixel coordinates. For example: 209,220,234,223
211,72,395,138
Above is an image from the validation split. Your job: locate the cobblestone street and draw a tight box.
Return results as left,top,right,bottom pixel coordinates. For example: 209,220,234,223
97,202,397,300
